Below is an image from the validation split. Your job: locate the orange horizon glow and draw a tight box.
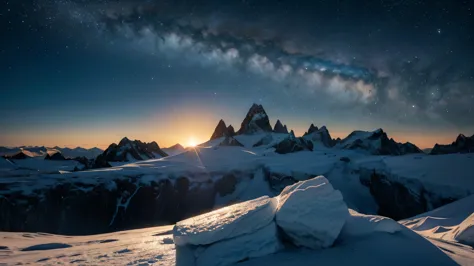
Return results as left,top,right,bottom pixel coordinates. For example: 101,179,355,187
0,123,465,150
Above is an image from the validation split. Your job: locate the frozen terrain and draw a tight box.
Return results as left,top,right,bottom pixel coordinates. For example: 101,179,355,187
1,178,472,265
1,132,473,235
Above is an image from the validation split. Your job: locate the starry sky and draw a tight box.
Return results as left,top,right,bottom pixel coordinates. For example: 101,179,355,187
1,0,473,149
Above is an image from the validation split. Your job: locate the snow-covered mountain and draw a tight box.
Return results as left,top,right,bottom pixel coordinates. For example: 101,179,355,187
431,134,474,155
162,143,186,156
337,128,422,155
303,124,335,147
93,137,168,168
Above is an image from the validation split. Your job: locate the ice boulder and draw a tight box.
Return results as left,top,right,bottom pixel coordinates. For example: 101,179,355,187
340,209,401,239
275,176,349,249
173,196,277,246
453,212,474,246
195,222,282,266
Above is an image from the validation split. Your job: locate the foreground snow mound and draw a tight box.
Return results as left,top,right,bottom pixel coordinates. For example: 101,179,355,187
196,222,282,266
454,213,474,246
275,176,349,249
340,209,401,239
173,196,277,246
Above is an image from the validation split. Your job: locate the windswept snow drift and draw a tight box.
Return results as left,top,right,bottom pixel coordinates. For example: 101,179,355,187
401,194,474,247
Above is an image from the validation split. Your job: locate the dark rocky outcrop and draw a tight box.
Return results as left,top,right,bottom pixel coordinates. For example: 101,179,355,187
273,131,313,154
430,134,474,155
303,124,319,136
340,129,422,155
360,170,463,220
210,120,229,140
219,136,244,147
210,120,236,140
45,152,66,161
93,138,168,168
237,104,272,134
273,120,289,134
226,125,235,137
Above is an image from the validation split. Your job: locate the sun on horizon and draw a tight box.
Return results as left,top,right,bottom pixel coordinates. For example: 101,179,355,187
187,136,198,148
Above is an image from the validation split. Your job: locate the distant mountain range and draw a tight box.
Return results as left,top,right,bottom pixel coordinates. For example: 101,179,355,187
0,146,103,159
2,104,472,167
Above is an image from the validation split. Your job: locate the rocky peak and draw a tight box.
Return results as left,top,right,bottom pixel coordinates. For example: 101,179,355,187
226,125,235,137
237,104,272,134
304,124,319,136
340,129,422,155
118,137,131,146
45,151,66,161
303,125,335,147
273,120,289,134
94,138,168,168
210,119,229,140
431,133,474,155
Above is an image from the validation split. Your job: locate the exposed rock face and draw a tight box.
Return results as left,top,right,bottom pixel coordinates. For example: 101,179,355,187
210,120,228,140
360,170,460,220
226,125,235,137
210,120,236,140
218,136,244,147
340,129,422,155
45,152,66,161
237,104,272,134
303,125,335,147
430,134,474,155
93,138,168,168
273,131,313,154
273,120,289,134
303,124,319,136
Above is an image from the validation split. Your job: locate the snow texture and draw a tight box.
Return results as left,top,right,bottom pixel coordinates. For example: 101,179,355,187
195,222,282,266
173,196,277,246
340,209,401,239
275,176,349,249
401,194,474,247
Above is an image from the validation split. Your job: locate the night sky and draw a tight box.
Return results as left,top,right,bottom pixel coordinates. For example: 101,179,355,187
1,0,473,149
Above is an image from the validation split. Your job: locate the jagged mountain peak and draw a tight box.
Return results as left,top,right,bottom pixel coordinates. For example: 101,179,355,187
94,138,168,168
210,119,232,140
273,119,289,134
303,125,334,147
237,103,272,134
431,133,474,155
340,129,422,155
